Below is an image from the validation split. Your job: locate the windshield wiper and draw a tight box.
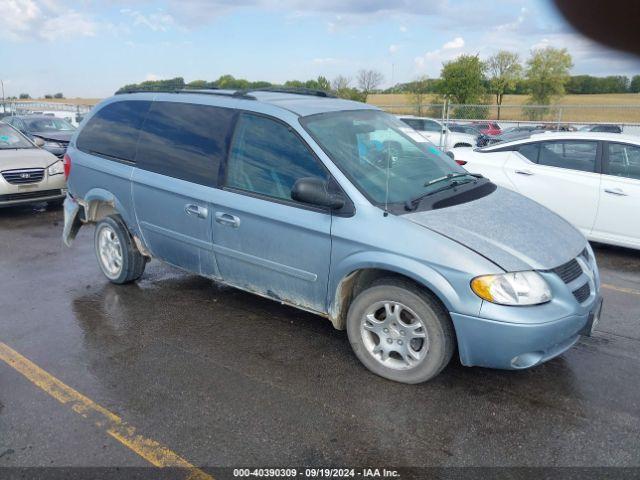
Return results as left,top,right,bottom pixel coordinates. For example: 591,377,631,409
424,173,472,187
406,178,478,211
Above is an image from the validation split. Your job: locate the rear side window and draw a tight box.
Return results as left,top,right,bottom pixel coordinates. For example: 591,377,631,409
77,100,151,162
422,120,442,132
606,143,640,180
400,119,423,130
135,102,236,187
225,113,328,202
538,141,597,173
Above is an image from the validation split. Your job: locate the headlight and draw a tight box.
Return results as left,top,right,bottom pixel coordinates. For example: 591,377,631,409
48,161,64,176
471,271,551,306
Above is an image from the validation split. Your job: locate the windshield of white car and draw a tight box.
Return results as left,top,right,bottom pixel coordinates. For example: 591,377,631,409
24,117,76,132
301,110,471,205
0,124,34,149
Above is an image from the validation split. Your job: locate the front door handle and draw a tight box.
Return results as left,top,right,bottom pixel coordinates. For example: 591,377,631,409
515,169,534,176
185,204,208,219
215,212,241,228
604,188,628,196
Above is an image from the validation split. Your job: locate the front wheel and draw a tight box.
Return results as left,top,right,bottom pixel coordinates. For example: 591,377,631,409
346,279,455,383
94,215,146,284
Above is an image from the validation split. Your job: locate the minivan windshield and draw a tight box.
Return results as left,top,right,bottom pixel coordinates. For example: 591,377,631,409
24,117,76,132
302,110,472,205
0,124,33,149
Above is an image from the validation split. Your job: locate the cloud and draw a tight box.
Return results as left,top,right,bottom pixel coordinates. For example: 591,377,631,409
120,8,175,32
1,0,97,41
442,36,464,50
389,44,399,54
415,37,467,74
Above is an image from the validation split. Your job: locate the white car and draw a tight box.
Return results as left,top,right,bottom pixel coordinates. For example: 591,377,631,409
449,131,640,250
398,116,477,150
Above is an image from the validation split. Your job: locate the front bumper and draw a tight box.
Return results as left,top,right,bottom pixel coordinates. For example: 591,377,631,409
451,294,602,369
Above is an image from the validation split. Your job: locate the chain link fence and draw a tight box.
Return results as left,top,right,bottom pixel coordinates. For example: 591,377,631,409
378,102,640,136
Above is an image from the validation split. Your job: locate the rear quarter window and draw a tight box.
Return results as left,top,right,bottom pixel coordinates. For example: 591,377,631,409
77,100,151,162
135,101,237,187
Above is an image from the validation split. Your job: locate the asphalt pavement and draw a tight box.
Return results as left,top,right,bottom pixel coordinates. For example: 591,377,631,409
1,204,639,477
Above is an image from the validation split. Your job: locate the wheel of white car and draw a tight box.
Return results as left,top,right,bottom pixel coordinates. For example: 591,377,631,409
346,278,455,384
94,215,146,284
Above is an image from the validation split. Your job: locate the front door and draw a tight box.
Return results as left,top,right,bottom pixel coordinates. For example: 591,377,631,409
212,113,332,313
592,141,640,248
504,140,601,236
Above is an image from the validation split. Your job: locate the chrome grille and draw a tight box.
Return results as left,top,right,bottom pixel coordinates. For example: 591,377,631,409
2,168,45,185
573,283,591,303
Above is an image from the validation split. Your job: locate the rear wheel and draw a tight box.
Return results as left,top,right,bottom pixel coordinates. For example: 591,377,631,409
94,215,146,284
346,278,454,383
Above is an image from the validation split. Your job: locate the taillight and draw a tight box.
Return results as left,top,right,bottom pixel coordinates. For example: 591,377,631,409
63,153,71,179
456,160,467,166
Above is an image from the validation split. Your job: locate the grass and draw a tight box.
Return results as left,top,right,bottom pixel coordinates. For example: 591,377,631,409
367,93,640,123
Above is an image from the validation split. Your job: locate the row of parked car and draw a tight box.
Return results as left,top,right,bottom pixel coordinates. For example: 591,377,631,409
398,115,624,149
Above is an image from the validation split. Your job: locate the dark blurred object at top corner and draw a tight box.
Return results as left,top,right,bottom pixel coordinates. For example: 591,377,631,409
553,0,640,56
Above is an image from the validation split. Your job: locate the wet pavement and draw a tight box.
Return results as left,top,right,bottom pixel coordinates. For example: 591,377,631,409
1,204,639,471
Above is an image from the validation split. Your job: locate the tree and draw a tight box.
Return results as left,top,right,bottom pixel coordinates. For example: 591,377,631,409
631,75,640,93
356,69,384,100
44,94,53,99
408,76,431,116
186,80,209,89
486,51,522,119
525,47,573,105
19,93,30,99
332,75,351,92
438,54,487,104
54,92,64,99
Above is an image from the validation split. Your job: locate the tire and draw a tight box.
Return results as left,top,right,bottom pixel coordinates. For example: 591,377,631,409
94,215,146,284
346,278,454,384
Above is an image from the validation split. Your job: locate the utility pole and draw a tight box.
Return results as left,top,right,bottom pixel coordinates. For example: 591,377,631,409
1,80,5,114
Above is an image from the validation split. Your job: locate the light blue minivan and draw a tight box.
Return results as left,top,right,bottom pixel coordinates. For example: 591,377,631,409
63,88,602,383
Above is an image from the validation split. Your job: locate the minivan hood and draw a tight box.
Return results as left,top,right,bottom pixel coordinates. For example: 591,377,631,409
405,186,586,271
0,148,59,170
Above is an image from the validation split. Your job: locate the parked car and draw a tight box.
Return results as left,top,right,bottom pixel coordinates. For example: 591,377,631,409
63,89,602,384
0,122,66,207
448,123,482,137
397,116,477,150
470,121,501,136
450,131,640,250
3,114,76,158
579,124,623,133
477,129,545,147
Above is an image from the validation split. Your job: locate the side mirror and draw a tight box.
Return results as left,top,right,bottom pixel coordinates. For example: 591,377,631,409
291,177,345,210
33,137,45,147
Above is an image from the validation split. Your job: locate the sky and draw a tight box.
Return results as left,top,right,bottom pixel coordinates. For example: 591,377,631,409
1,0,639,98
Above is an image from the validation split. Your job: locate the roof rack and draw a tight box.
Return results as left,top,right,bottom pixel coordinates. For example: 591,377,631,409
114,88,256,100
239,87,337,98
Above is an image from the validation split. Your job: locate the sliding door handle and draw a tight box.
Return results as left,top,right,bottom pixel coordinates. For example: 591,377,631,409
515,169,534,176
215,212,241,228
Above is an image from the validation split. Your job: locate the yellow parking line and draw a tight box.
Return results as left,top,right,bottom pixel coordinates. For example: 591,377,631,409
0,341,213,480
602,283,640,296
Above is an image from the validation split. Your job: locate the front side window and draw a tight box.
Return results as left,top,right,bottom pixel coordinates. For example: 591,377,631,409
226,114,328,201
517,143,539,162
607,143,640,181
400,118,423,130
538,141,597,173
136,101,236,186
0,124,33,149
77,100,151,162
302,110,469,205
